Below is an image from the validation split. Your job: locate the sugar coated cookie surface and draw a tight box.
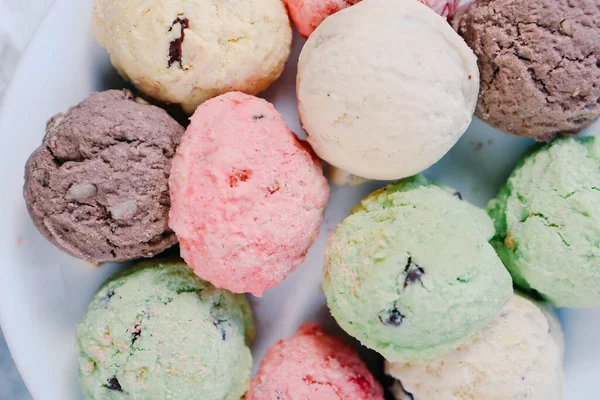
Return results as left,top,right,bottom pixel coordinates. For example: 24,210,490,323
488,137,600,307
297,0,479,180
76,258,255,400
386,294,565,400
285,0,459,38
23,90,182,264
169,92,329,296
93,0,292,114
324,176,512,363
246,324,384,400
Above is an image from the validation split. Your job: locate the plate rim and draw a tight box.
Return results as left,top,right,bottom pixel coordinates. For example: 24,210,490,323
0,0,66,396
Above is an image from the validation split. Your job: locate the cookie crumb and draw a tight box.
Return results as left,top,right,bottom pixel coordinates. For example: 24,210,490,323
505,233,515,249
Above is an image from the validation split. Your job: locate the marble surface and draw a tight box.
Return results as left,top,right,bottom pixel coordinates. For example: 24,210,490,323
1,0,57,398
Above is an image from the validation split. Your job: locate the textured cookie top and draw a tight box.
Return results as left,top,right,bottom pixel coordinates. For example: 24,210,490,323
169,92,329,296
488,137,600,307
324,176,512,363
93,0,292,114
459,0,600,140
247,324,384,400
297,0,479,180
76,259,254,400
24,90,183,263
386,294,565,400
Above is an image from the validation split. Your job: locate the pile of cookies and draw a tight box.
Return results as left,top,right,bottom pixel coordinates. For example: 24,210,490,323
22,0,600,398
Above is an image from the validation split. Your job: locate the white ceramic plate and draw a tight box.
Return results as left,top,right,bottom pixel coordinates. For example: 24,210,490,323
1,0,600,399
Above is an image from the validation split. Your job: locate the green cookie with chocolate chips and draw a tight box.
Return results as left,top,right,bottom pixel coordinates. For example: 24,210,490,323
76,258,254,399
324,176,512,364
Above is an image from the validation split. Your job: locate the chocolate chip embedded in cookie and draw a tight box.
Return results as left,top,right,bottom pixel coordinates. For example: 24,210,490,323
92,0,292,114
76,259,255,399
23,89,183,263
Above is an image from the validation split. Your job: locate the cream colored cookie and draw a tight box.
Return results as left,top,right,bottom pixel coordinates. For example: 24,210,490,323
297,0,479,180
93,0,292,114
385,294,565,400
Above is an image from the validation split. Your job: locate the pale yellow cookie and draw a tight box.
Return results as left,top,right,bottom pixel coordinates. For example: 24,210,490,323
94,0,292,114
297,0,479,180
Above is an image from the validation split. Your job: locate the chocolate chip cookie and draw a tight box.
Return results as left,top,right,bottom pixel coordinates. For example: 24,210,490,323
24,90,183,263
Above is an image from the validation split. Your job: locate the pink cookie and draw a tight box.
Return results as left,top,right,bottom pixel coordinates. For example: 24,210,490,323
286,0,460,37
247,324,384,400
169,92,329,296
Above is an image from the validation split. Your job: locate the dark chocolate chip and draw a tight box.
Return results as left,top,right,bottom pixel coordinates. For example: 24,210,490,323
453,191,463,200
131,321,142,345
253,114,265,120
212,318,228,340
131,330,141,344
105,290,115,300
210,296,228,340
403,256,425,287
39,171,50,187
168,15,190,68
405,266,424,287
378,307,404,327
105,376,123,392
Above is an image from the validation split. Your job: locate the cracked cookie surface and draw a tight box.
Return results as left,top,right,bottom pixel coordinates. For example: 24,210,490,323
488,137,600,307
76,259,255,400
24,90,183,263
459,0,600,140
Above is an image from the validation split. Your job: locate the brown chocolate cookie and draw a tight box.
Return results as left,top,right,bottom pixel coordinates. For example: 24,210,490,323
24,90,183,263
459,0,600,140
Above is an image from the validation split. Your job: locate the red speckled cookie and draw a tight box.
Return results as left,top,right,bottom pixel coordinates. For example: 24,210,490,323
169,92,329,296
247,324,384,400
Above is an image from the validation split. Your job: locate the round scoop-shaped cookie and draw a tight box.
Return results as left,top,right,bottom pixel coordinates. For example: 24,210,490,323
324,176,513,363
169,92,329,296
93,0,292,114
386,294,565,400
297,0,479,180
247,323,384,400
24,90,183,264
458,0,600,140
76,258,255,400
488,137,600,307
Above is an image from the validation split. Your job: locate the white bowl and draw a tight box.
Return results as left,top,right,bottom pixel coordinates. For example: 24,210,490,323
1,0,599,399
